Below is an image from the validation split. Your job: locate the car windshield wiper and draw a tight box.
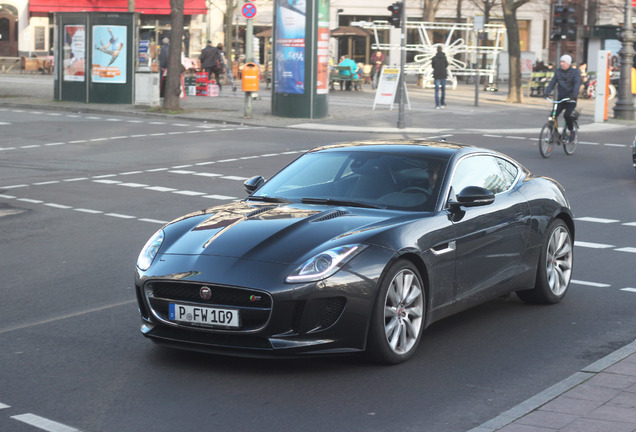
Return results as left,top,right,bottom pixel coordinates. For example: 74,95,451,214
301,198,384,209
247,195,292,203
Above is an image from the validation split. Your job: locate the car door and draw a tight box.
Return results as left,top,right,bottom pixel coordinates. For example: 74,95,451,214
447,154,531,302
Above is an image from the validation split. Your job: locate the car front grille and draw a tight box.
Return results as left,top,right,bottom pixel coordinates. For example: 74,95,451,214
144,281,272,332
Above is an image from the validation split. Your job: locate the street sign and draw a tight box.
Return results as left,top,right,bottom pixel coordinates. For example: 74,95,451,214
242,3,257,19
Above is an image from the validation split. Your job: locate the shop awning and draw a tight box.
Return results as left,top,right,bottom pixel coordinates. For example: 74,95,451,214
330,26,371,38
29,0,207,15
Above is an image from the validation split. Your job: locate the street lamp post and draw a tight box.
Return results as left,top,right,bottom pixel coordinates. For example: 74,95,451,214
613,0,635,120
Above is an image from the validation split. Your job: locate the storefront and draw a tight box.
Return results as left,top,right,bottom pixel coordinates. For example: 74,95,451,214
27,0,206,58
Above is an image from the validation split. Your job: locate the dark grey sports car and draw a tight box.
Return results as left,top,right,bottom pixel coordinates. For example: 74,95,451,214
135,140,574,364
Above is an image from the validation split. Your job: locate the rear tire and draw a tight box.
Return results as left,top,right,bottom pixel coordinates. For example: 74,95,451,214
539,123,554,158
517,219,573,304
563,123,578,155
366,259,425,364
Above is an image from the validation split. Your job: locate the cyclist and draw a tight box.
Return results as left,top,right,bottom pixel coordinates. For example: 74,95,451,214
544,54,581,142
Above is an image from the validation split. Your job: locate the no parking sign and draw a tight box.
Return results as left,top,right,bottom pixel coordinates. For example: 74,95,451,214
242,2,257,19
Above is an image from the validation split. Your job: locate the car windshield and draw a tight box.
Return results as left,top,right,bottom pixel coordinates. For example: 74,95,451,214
250,150,448,212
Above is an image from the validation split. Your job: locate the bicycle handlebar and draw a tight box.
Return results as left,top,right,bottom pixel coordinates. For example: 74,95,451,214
545,97,572,104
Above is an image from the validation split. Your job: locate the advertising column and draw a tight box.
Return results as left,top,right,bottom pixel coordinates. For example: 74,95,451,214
272,0,328,118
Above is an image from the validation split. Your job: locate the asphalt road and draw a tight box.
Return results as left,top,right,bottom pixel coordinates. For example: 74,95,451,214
0,107,635,432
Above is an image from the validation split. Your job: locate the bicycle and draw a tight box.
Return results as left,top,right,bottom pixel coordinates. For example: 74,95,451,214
538,97,579,158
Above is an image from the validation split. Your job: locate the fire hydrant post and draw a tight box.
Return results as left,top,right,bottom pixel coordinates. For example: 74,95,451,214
242,62,259,119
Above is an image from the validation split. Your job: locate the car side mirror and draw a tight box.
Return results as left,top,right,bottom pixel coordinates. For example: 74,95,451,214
244,176,265,194
448,186,495,208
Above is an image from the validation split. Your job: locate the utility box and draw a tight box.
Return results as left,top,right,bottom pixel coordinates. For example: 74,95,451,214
135,72,160,106
242,62,260,92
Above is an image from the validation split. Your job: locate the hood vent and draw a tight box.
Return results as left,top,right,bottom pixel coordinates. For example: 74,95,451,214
311,209,349,222
246,206,277,219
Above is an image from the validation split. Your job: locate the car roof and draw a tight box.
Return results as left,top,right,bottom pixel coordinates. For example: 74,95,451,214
309,139,477,159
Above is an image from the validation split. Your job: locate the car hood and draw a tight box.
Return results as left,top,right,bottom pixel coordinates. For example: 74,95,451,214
161,201,412,265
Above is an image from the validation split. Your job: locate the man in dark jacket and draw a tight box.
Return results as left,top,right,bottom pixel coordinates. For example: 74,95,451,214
545,54,581,141
431,46,448,109
199,40,222,90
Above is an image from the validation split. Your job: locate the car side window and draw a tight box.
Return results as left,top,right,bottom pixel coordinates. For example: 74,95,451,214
451,155,518,195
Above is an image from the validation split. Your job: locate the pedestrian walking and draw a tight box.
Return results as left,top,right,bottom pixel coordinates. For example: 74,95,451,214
431,46,448,109
199,40,222,91
159,37,169,97
370,50,385,89
545,54,581,142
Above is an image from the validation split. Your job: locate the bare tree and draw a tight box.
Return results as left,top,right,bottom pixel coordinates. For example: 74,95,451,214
502,0,531,103
224,0,240,72
422,0,446,22
163,0,186,111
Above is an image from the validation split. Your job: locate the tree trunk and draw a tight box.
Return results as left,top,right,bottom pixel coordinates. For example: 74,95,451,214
163,0,185,111
502,0,523,103
224,1,238,74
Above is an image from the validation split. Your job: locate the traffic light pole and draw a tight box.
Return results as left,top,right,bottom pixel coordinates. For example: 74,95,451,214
397,1,406,129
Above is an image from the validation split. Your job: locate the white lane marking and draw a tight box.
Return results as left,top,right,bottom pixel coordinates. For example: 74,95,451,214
89,138,108,142
194,172,222,178
169,170,196,174
145,186,176,192
0,194,16,199
579,141,598,145
12,413,80,432
195,161,216,165
204,194,237,200
623,222,636,227
0,147,17,151
64,178,88,182
139,218,169,224
17,198,43,204
147,168,169,172
575,217,619,224
106,213,136,219
575,241,615,249
34,181,60,185
172,165,193,169
92,174,117,179
21,145,41,149
615,247,636,254
571,280,610,288
604,143,626,148
68,140,87,144
119,183,148,188
221,176,248,181
0,402,10,409
0,122,11,125
74,208,103,214
504,136,526,140
120,171,143,175
621,288,636,293
3,184,28,189
45,203,72,209
218,158,238,162
483,134,503,138
45,142,65,146
93,179,122,185
173,190,207,196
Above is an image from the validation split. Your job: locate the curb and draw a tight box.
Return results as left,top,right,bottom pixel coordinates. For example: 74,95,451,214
467,338,636,432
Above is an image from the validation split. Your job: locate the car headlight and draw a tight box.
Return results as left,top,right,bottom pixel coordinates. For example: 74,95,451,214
137,229,164,271
286,244,365,283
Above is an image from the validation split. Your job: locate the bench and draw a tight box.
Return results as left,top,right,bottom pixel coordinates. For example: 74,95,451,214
330,65,363,91
528,71,554,97
20,56,53,74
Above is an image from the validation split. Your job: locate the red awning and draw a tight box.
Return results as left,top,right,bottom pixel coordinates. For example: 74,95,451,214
29,0,207,15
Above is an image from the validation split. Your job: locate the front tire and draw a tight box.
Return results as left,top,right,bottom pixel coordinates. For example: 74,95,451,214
563,123,578,155
539,123,554,158
366,260,425,364
517,219,573,304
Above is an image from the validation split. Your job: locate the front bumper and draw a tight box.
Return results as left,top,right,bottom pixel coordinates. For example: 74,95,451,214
135,246,393,357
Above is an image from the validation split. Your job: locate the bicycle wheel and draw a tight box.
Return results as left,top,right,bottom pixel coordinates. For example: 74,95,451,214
539,123,554,158
563,122,578,155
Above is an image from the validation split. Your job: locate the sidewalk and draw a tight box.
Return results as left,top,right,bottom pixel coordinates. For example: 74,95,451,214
1,73,633,135
1,72,636,432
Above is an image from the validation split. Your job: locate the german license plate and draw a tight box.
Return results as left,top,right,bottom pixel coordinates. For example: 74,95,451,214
169,304,240,328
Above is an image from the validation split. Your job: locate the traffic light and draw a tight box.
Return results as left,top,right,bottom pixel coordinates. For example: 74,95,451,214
551,5,577,41
388,2,402,28
562,7,577,41
551,6,566,41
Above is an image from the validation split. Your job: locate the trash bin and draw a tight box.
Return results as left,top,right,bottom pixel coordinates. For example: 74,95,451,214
242,62,260,92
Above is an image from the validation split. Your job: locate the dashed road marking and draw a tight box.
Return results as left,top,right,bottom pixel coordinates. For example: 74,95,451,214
571,280,611,288
11,413,80,432
575,241,615,249
575,217,619,224
621,288,636,293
